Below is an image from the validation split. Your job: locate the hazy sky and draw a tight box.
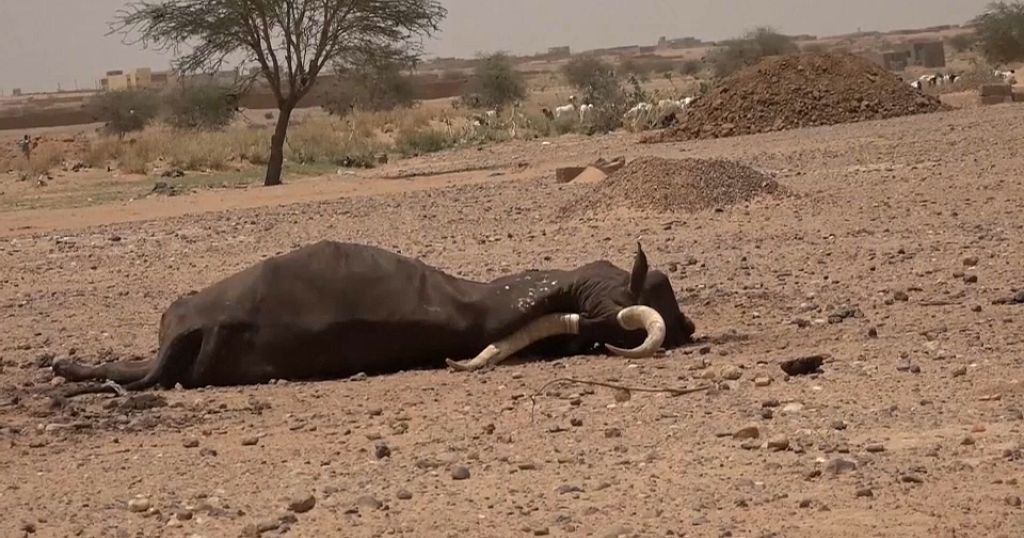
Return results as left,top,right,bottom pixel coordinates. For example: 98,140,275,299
0,0,991,93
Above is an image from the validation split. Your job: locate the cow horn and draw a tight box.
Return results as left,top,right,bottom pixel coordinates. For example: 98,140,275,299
446,313,581,372
604,305,666,358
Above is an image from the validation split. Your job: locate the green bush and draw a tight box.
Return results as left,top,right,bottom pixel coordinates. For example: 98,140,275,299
91,89,160,136
562,56,626,133
972,2,1024,64
166,85,239,130
707,26,798,78
325,61,417,115
463,52,527,109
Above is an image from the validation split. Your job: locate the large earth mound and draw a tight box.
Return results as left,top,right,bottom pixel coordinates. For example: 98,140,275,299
565,156,782,215
647,51,945,142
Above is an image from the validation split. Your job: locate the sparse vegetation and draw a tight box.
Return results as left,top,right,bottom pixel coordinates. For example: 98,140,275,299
112,0,447,186
972,1,1024,64
678,59,702,77
948,32,979,53
463,52,527,110
90,89,161,136
325,60,418,115
707,26,799,78
166,85,239,131
562,56,626,133
395,127,456,156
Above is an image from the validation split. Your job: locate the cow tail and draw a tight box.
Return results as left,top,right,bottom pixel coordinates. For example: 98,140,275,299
123,330,203,392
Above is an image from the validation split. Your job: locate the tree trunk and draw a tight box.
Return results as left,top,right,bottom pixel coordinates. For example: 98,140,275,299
264,104,294,187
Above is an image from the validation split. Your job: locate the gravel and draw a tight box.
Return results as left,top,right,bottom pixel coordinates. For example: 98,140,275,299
564,156,782,215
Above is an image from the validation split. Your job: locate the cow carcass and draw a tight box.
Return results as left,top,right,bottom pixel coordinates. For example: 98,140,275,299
54,241,696,394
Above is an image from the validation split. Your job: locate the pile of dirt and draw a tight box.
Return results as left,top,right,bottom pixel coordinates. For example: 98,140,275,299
564,156,782,214
646,51,946,142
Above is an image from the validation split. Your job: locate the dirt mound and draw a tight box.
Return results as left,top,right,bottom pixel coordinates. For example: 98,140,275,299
565,156,782,214
647,51,945,142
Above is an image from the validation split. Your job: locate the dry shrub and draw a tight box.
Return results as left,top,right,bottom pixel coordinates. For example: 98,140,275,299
285,118,386,165
394,127,455,156
21,144,66,176
84,138,122,169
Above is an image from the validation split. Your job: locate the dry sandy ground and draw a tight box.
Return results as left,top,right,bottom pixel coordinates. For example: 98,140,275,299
3,102,1024,538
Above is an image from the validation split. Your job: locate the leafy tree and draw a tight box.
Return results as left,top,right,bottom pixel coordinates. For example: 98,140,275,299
166,85,240,130
91,89,161,136
707,26,798,78
561,56,625,133
464,52,527,109
112,0,446,186
972,1,1024,64
325,59,417,115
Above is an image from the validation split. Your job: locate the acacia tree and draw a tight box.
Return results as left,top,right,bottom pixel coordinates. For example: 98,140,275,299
973,1,1024,65
112,0,447,186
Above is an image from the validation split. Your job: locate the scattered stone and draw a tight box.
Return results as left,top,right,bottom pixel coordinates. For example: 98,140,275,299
825,458,857,475
961,436,976,446
127,497,151,513
733,425,761,440
896,359,912,372
374,442,391,459
367,407,383,417
781,402,804,414
964,274,978,284
287,493,316,513
952,366,968,378
482,423,495,435
570,417,584,427
119,393,168,411
867,327,878,338
396,489,413,500
993,290,1024,305
963,256,979,267
893,291,910,302
753,376,772,387
183,438,200,449
256,520,281,533
517,462,538,471
900,474,924,484
1006,495,1022,507
831,420,848,431
855,487,874,498
556,484,583,495
450,465,471,480
767,435,790,451
241,436,260,446
798,499,813,508
865,443,885,453
740,440,761,450
604,428,623,438
354,495,382,511
780,355,825,376
199,447,218,457
720,365,743,380
532,526,551,536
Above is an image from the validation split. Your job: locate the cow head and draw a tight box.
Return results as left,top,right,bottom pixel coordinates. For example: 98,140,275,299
447,243,696,372
571,242,696,356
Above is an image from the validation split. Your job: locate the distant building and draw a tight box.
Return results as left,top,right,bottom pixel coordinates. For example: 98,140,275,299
99,67,176,91
546,46,571,59
657,36,704,50
911,41,946,68
11,88,22,96
881,50,912,71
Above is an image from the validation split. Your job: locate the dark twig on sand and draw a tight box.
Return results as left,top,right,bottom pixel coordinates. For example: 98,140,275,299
529,377,712,423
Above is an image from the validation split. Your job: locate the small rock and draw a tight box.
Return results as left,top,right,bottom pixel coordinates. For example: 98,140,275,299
867,327,878,338
753,376,772,387
354,495,382,510
396,489,413,500
367,407,383,417
767,435,790,451
450,465,471,480
964,274,978,284
128,497,151,513
532,527,550,536
604,428,622,438
733,425,761,440
952,366,968,378
257,520,281,533
287,493,316,513
1006,495,1022,507
893,291,910,302
855,487,874,498
900,474,924,484
865,443,885,453
825,458,857,475
831,419,848,431
183,439,200,449
570,417,584,427
199,447,218,457
779,355,825,376
720,365,743,380
963,256,979,267
798,499,813,508
781,402,804,414
240,436,259,446
556,484,583,495
961,436,976,446
483,423,495,435
896,359,912,372
374,442,391,459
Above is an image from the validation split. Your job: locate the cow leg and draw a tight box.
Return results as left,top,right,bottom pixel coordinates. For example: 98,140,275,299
52,358,153,385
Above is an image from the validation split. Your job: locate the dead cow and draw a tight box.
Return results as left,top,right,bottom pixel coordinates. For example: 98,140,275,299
54,241,695,394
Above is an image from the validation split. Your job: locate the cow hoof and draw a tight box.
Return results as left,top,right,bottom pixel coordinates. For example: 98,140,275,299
445,359,475,372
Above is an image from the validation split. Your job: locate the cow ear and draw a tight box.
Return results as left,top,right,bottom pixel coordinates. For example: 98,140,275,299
629,241,648,298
